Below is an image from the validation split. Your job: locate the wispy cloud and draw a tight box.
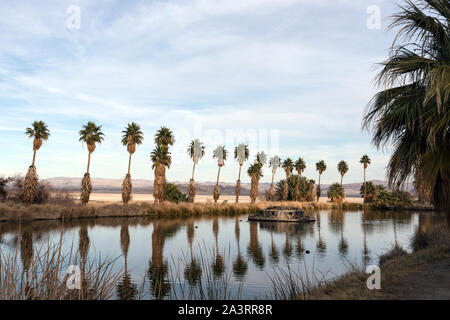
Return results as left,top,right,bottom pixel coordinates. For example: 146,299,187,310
0,0,397,183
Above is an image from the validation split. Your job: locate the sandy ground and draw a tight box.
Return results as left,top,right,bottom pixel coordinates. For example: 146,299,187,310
69,193,364,204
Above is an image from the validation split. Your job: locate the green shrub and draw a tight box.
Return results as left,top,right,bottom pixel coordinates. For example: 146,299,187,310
274,175,315,201
375,190,412,207
164,183,188,203
327,183,345,203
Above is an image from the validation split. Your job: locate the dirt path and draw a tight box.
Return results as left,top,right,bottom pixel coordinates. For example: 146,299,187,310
379,259,450,300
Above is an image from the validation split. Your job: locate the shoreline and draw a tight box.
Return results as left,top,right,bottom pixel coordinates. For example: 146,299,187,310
297,227,450,300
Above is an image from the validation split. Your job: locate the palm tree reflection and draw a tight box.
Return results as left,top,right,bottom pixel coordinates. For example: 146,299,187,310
282,233,292,260
147,221,171,300
116,224,137,300
295,233,305,258
316,212,326,254
362,211,370,266
232,217,248,280
20,228,34,299
269,230,279,264
184,220,202,288
247,222,265,270
335,211,348,255
211,218,225,278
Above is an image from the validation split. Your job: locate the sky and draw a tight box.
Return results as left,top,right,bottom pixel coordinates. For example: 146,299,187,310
0,0,401,184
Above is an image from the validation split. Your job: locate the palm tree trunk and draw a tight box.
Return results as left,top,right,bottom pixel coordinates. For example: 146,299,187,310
128,153,132,175
87,152,91,174
340,175,343,186
317,173,321,202
214,166,221,203
216,166,221,185
363,167,366,203
296,174,300,201
191,163,196,180
31,149,37,166
393,218,398,248
268,172,275,201
235,165,242,203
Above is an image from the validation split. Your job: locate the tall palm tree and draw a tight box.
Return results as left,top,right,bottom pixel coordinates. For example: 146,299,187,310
187,139,205,202
294,158,306,201
212,145,228,203
248,152,266,204
24,121,50,205
281,158,294,201
315,160,327,202
362,0,450,211
121,122,144,204
268,156,281,201
360,155,371,203
337,160,349,185
234,143,250,203
152,127,174,204
151,145,172,204
79,121,104,205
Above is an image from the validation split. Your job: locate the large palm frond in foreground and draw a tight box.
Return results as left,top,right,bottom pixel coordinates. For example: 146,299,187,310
363,0,450,210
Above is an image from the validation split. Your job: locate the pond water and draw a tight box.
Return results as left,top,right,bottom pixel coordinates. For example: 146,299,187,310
0,210,447,299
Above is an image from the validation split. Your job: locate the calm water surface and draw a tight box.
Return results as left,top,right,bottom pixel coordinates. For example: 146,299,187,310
0,210,447,299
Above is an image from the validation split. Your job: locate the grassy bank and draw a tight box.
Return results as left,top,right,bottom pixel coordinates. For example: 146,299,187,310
0,200,363,222
271,226,450,300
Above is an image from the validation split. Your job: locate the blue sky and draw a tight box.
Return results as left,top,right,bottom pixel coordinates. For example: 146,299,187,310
0,0,400,184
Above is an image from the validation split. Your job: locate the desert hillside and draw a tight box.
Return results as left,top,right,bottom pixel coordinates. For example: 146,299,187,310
42,177,412,197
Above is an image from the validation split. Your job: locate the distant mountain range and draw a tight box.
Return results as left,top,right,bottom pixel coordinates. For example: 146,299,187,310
43,177,414,197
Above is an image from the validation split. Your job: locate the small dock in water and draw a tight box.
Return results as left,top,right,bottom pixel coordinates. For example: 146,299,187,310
248,206,315,223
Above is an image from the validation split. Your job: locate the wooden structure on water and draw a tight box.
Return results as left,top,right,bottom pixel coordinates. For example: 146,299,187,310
248,206,315,223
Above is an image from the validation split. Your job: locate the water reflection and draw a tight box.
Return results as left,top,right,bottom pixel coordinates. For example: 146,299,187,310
184,220,202,288
78,224,91,297
116,225,138,300
316,212,326,254
212,217,225,278
247,222,265,270
0,210,447,300
232,217,248,281
21,229,33,273
329,210,348,255
282,233,292,261
147,221,179,299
